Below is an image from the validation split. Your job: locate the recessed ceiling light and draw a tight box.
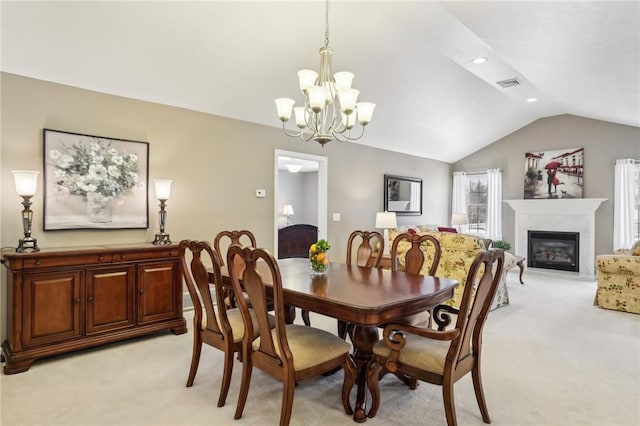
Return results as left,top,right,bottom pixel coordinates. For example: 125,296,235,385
471,57,487,64
526,97,538,103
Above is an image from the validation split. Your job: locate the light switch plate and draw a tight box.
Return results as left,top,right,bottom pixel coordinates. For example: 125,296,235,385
256,189,266,198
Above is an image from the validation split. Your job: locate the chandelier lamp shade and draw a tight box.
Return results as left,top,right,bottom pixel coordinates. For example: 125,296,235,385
274,0,375,146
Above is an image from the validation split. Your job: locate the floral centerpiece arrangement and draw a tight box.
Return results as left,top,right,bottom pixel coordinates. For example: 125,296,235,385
48,139,140,222
309,239,331,275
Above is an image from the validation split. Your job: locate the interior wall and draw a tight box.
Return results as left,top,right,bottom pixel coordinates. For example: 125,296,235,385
277,170,317,227
453,114,640,255
0,73,452,341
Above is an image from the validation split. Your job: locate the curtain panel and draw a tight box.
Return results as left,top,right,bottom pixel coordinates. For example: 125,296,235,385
613,159,636,249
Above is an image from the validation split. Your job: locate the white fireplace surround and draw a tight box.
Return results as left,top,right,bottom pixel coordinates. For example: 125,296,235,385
505,198,607,278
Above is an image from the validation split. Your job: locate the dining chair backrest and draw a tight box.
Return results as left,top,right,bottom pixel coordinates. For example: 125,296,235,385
214,229,257,268
390,232,442,276
179,239,227,337
443,248,505,362
346,230,384,267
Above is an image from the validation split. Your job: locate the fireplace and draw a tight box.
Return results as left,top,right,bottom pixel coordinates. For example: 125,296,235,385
528,230,579,272
506,198,606,278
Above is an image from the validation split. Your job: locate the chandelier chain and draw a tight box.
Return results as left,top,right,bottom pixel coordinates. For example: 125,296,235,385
324,0,330,47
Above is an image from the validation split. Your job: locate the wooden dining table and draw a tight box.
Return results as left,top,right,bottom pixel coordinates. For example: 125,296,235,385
219,258,458,423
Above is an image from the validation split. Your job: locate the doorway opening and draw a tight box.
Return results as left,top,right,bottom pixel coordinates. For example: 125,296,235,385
274,150,328,256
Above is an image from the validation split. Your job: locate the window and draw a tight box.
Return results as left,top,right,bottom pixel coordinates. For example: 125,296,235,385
466,174,487,235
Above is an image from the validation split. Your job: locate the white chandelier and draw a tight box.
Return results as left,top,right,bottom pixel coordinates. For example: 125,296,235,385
275,0,375,146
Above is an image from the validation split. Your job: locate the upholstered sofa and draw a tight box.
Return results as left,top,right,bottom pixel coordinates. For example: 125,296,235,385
389,228,513,310
594,241,640,314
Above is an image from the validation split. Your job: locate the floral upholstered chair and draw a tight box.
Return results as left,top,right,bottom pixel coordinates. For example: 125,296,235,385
595,241,640,314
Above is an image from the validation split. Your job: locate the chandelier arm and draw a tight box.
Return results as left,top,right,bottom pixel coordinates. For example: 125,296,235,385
281,123,304,138
332,126,366,143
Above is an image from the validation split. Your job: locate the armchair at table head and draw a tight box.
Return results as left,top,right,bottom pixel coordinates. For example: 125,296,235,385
226,245,356,426
367,249,505,426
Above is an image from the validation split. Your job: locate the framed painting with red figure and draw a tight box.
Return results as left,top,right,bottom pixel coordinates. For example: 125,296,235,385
524,147,584,199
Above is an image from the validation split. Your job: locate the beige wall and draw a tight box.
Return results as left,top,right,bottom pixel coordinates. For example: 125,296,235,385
1,73,452,340
453,114,640,256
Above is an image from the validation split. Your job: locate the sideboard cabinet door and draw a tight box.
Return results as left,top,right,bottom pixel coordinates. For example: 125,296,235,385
86,266,136,335
22,271,83,347
137,260,181,325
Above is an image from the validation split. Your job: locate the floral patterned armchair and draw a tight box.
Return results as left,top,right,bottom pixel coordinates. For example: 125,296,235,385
391,231,512,310
595,241,640,314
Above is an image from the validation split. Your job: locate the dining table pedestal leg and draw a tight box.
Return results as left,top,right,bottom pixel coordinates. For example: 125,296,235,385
350,324,380,422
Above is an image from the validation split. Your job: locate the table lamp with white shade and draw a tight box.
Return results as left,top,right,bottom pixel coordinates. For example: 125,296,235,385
451,212,469,233
152,179,172,245
282,204,295,226
375,211,397,255
11,170,40,252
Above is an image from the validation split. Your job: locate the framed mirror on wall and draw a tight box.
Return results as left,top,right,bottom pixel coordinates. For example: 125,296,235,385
384,174,422,215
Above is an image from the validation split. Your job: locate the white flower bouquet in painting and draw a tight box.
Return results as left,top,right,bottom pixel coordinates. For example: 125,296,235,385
49,139,140,222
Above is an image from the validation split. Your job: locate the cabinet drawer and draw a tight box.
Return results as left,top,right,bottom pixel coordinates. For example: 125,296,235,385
112,248,177,263
22,253,112,269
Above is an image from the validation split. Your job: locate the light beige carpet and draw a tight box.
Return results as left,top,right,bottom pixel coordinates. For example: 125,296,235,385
1,270,639,425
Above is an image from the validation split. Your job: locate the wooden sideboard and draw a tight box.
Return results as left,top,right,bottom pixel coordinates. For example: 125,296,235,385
1,244,187,374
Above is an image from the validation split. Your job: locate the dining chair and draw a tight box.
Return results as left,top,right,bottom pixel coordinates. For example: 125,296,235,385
338,230,385,339
227,245,357,426
366,249,505,426
389,232,442,327
178,239,260,407
381,232,443,388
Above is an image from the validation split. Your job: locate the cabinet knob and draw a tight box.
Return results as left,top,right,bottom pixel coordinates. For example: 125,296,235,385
98,256,104,261
120,255,126,260
139,289,144,294
87,296,94,302
35,260,41,266
75,298,81,304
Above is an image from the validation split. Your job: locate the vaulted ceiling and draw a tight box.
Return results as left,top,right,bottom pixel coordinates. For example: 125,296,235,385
2,1,638,163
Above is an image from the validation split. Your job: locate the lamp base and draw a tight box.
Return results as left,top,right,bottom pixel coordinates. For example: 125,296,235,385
152,233,172,245
17,237,39,253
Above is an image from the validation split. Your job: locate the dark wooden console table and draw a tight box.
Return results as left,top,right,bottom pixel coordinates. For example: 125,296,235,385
1,244,187,374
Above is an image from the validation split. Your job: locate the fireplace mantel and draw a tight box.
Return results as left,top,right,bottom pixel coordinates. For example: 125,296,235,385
505,198,607,215
504,198,607,278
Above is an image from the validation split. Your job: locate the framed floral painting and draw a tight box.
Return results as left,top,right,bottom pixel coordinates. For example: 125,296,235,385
43,129,149,230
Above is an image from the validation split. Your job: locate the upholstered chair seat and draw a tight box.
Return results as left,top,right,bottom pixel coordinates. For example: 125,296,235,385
373,333,450,374
253,324,352,371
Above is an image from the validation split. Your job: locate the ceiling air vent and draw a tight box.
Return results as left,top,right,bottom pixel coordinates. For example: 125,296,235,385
496,78,520,88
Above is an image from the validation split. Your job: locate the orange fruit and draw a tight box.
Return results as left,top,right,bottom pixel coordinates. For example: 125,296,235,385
310,244,317,253
316,252,325,263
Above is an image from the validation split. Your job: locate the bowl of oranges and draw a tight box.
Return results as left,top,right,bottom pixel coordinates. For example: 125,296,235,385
309,239,330,275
